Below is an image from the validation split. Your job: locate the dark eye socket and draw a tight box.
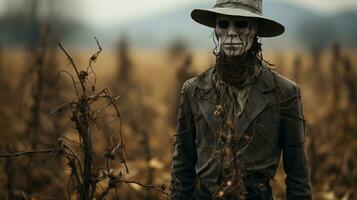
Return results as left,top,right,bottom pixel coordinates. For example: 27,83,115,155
235,21,249,28
218,20,229,29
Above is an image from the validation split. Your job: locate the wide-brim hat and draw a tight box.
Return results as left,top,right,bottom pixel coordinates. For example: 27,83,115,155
191,0,285,37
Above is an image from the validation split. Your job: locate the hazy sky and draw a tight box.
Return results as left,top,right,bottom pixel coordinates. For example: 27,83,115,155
81,0,357,26
0,0,356,27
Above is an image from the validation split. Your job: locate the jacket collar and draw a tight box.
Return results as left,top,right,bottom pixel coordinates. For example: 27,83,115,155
194,63,275,93
193,63,276,137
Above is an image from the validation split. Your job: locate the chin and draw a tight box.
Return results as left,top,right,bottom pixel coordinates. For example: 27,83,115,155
223,49,243,57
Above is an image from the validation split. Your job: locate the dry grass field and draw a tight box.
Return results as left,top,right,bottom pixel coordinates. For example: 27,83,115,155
0,45,356,199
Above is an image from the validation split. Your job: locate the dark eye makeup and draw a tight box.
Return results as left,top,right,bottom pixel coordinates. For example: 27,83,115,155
218,20,229,29
217,20,250,29
235,21,249,28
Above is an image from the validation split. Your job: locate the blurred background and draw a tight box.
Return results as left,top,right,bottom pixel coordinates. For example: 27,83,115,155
0,0,356,199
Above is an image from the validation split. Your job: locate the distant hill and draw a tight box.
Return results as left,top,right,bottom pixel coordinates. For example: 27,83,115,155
111,0,357,50
1,0,356,50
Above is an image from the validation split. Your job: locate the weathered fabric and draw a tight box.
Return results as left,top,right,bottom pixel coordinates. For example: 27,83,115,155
214,0,263,15
169,64,312,200
191,0,285,37
211,62,261,198
212,62,261,121
214,52,261,86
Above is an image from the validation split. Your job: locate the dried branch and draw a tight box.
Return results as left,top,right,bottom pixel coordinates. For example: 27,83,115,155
122,180,168,196
58,42,86,95
1,38,167,199
0,149,59,158
54,69,80,98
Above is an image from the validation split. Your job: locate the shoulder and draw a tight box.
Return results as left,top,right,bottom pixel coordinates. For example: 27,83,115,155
181,67,212,91
182,77,198,89
270,70,301,98
181,77,197,94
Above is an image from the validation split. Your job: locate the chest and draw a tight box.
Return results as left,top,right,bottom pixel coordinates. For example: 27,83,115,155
191,90,281,149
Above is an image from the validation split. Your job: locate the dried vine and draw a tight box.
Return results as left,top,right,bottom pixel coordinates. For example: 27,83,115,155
0,38,168,199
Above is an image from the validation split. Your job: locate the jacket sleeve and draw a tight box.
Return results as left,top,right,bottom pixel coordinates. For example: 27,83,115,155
280,85,312,200
169,81,198,200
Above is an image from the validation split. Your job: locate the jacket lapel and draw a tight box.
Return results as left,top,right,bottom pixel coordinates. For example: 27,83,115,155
194,68,220,134
194,65,275,136
234,70,272,137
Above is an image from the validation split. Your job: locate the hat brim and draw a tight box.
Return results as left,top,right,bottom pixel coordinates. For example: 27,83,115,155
191,8,285,37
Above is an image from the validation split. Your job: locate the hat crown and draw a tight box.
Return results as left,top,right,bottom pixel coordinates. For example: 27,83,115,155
214,0,262,15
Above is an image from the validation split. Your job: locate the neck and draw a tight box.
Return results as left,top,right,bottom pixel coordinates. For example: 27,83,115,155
218,51,252,65
226,52,249,62
215,51,258,86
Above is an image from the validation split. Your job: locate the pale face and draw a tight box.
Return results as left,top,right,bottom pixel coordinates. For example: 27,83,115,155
215,15,259,57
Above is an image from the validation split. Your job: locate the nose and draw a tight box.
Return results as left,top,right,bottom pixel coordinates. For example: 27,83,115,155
227,24,237,37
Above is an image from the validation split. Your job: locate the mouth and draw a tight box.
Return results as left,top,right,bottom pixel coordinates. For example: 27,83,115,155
223,43,243,46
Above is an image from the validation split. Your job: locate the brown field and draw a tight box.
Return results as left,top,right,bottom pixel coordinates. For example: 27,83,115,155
0,46,356,199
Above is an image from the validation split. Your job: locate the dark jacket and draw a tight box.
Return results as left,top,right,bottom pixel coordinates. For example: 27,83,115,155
169,65,312,200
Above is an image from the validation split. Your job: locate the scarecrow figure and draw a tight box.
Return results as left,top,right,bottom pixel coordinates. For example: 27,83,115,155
169,0,312,199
